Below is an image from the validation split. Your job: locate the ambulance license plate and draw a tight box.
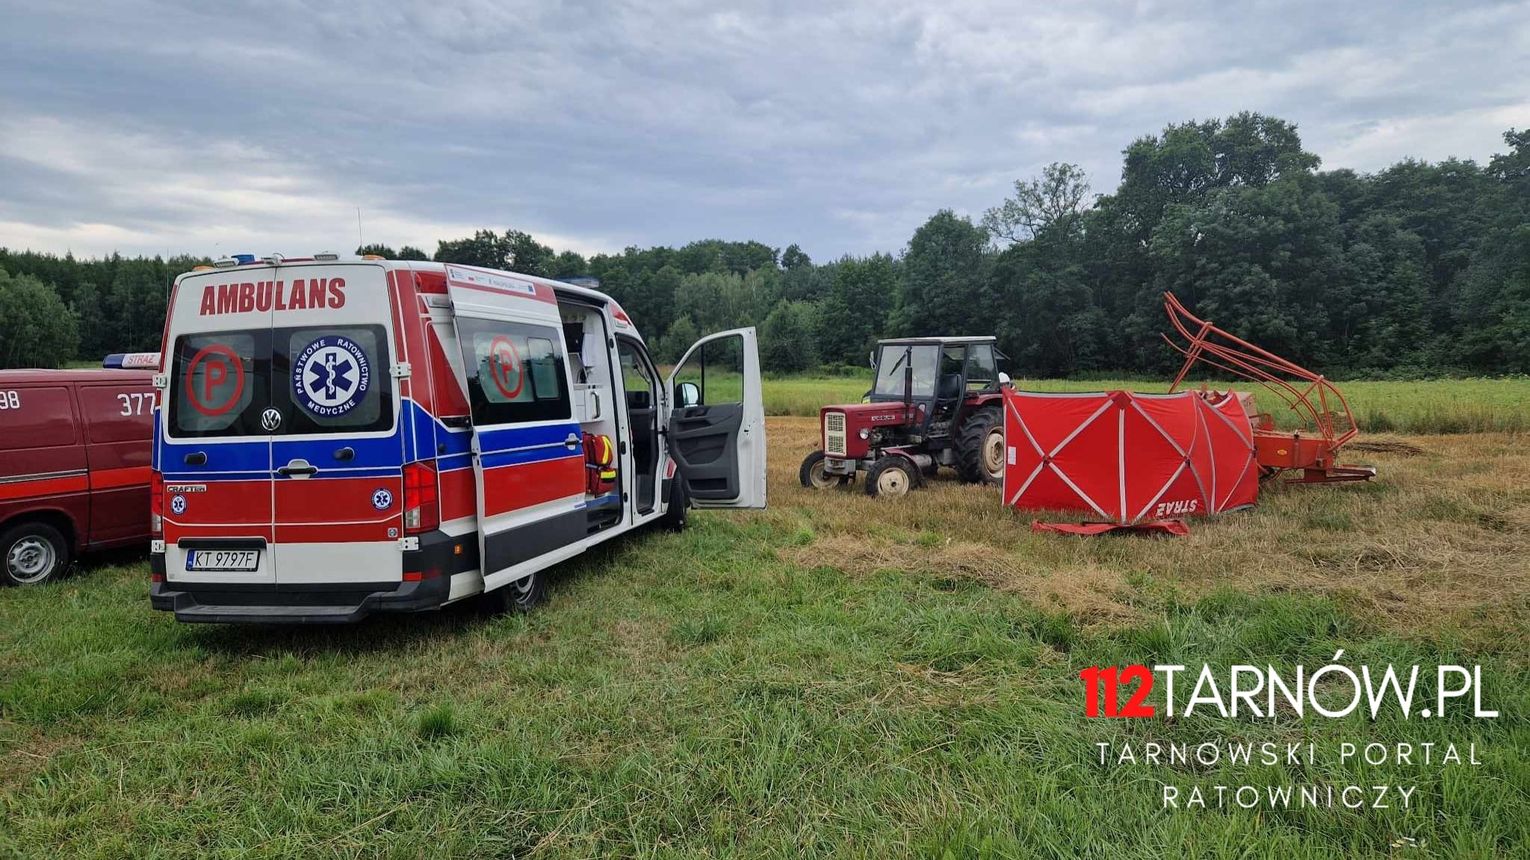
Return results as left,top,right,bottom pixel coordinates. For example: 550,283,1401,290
185,549,260,572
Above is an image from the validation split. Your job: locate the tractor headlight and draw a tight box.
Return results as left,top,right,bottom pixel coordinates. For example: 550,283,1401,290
859,428,870,439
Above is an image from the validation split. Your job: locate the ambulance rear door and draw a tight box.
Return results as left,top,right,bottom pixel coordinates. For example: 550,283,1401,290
266,263,404,587
443,265,587,589
160,269,278,586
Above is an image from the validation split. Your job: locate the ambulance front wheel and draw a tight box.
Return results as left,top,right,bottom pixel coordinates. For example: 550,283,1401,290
1,521,71,586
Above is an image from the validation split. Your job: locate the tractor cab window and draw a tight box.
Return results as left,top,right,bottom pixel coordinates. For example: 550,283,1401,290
938,346,966,400
873,345,937,398
965,344,997,391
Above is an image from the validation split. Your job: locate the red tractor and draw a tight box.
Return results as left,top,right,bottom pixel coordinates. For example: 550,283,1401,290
799,337,1009,497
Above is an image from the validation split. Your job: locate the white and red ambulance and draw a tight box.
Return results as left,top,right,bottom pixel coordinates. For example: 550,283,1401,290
149,254,766,623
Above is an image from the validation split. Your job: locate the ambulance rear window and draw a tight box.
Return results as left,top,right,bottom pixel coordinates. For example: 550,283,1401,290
276,326,392,434
169,332,264,437
167,325,393,437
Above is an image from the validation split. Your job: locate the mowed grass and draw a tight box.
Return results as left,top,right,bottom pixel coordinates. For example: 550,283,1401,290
2,416,1528,856
764,374,1530,434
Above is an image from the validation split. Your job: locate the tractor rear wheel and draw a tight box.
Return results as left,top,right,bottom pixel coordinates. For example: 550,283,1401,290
956,404,1004,485
865,456,918,498
799,451,851,489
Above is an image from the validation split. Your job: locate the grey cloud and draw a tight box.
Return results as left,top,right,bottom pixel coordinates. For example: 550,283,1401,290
0,0,1525,260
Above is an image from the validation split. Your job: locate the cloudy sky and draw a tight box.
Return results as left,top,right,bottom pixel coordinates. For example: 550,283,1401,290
1,0,1526,262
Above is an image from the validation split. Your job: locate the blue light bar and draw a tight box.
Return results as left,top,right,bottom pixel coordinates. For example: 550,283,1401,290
103,352,162,369
233,253,256,265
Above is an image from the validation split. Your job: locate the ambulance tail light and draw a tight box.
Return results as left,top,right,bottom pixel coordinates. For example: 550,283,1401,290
150,471,164,537
402,461,439,534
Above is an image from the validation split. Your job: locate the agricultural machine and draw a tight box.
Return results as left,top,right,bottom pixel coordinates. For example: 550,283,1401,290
799,337,1008,497
1162,292,1376,484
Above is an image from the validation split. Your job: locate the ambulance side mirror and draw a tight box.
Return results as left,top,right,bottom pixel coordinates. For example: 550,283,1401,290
677,381,701,408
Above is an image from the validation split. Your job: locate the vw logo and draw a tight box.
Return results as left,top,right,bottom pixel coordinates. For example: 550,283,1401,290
260,408,283,431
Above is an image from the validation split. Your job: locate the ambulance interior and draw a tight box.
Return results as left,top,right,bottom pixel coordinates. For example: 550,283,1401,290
559,299,658,530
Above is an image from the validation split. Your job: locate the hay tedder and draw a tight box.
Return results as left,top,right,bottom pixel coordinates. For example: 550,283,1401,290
1162,292,1375,485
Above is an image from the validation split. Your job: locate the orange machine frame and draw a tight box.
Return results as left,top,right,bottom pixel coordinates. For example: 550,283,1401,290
1162,292,1375,484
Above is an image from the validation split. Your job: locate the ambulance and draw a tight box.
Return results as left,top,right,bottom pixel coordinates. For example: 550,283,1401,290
149,254,766,623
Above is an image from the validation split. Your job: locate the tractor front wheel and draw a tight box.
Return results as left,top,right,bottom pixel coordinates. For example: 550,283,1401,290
865,456,918,498
799,451,852,489
956,404,1004,485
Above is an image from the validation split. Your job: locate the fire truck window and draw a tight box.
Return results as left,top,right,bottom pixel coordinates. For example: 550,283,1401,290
274,325,393,434
458,317,571,424
966,344,997,390
672,335,744,406
169,331,264,437
0,387,78,449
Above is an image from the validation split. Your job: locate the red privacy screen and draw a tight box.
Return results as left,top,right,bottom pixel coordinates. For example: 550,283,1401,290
1001,389,1259,524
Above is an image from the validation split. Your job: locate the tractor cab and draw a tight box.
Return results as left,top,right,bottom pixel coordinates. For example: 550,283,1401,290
802,336,1008,497
869,337,1002,437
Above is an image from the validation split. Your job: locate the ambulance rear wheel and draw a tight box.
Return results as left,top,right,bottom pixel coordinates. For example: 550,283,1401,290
484,572,545,614
1,521,70,586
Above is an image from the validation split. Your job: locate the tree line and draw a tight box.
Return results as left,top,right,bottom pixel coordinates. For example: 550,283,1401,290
2,113,1526,376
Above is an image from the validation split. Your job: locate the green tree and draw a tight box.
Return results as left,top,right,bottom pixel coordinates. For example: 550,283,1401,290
108,258,170,353
982,162,1092,244
759,300,820,373
893,211,992,337
0,269,80,368
657,316,699,365
816,254,896,365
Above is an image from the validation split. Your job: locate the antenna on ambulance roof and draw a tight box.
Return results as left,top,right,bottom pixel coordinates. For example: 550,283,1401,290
357,207,364,251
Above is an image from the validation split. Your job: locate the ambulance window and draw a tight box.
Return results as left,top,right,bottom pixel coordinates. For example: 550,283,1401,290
457,318,571,424
274,325,393,434
672,335,744,406
169,332,264,437
619,342,654,407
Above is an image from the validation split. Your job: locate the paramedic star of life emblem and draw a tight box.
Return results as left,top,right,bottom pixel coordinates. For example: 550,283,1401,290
371,488,393,511
293,335,371,417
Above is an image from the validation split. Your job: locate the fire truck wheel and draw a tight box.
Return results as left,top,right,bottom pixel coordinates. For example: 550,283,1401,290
661,477,690,532
1,521,71,586
956,404,1003,485
865,456,918,498
799,451,851,489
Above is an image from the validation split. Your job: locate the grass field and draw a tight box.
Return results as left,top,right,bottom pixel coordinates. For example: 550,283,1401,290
764,374,1530,435
1,385,1527,857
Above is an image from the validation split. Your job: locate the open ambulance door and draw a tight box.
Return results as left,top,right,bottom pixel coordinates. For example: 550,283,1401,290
444,266,588,585
665,327,767,509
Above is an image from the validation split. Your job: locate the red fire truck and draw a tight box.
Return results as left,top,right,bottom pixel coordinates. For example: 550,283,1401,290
0,368,156,584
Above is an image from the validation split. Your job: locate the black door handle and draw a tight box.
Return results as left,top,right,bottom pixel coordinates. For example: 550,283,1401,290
334,447,355,462
278,465,318,477
183,451,207,465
